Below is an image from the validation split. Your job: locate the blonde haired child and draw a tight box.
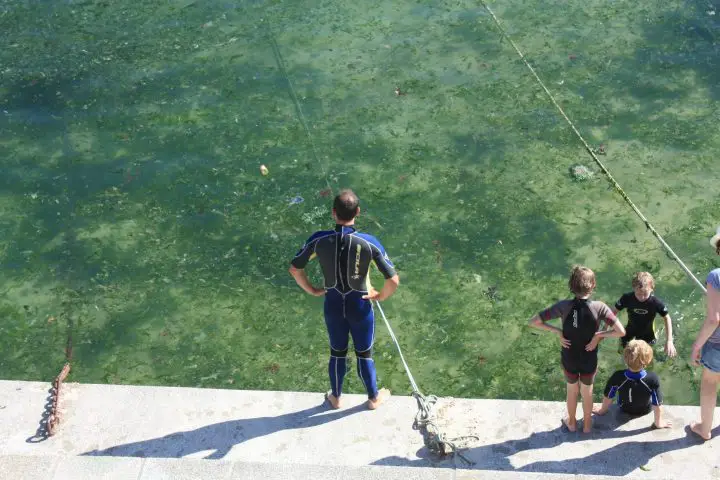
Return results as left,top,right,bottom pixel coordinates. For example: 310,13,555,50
593,339,670,429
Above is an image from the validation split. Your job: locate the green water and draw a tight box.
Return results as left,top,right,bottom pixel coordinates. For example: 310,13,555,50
0,0,718,405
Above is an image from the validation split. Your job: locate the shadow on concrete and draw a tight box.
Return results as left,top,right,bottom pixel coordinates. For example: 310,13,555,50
373,409,720,476
82,400,364,460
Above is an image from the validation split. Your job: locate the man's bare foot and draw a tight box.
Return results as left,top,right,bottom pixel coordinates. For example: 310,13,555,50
562,417,577,432
690,421,711,441
325,391,341,410
583,420,592,434
367,388,391,410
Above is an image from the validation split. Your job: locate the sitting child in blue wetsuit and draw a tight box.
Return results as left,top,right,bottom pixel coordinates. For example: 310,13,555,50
593,339,671,428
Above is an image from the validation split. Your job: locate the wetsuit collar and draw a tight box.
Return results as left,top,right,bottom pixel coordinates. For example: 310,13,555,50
334,224,356,234
624,369,647,380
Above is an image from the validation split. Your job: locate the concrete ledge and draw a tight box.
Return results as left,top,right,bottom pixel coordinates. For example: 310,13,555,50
1,380,719,479
0,456,651,480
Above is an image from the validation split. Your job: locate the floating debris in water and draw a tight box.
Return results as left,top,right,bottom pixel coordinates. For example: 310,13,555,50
592,144,607,155
289,196,304,205
260,164,269,176
569,164,594,181
485,285,499,301
394,86,406,96
318,188,332,197
302,207,326,224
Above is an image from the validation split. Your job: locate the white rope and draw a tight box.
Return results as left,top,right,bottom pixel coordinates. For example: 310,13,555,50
374,301,421,394
375,300,477,463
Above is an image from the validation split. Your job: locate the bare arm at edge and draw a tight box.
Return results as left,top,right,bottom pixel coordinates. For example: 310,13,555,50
364,274,399,302
288,266,325,297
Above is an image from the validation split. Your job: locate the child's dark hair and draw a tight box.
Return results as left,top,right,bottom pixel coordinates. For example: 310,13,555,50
631,272,655,291
333,189,359,221
568,265,595,296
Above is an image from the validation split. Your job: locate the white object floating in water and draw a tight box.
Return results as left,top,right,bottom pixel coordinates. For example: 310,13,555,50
289,196,304,206
569,164,594,181
260,164,269,176
708,10,716,16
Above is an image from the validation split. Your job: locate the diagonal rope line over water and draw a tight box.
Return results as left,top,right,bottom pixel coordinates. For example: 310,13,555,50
267,25,334,194
478,0,707,293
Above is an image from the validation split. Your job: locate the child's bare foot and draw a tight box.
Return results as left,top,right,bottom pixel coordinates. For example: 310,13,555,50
690,421,711,441
367,388,391,410
325,391,341,409
562,417,577,432
583,420,592,434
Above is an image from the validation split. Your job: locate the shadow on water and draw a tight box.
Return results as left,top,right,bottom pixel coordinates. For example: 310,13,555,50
0,0,716,403
0,0,580,397
0,1,326,382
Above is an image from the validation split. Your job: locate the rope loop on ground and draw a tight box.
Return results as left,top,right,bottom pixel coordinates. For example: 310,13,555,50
376,301,478,464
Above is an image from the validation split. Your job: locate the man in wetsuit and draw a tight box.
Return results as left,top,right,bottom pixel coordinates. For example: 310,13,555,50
289,189,400,410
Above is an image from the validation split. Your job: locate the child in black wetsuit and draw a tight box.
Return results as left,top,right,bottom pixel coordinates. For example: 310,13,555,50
593,339,671,428
529,265,626,433
613,272,676,358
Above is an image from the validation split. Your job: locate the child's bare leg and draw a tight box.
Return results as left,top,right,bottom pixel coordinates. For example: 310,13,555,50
564,381,580,432
580,382,594,433
691,367,720,440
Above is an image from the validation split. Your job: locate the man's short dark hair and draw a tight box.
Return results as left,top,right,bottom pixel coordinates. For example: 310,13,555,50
333,189,359,221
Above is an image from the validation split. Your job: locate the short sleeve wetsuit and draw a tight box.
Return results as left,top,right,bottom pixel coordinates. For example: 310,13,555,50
603,369,663,416
291,224,396,399
539,298,618,385
614,293,668,346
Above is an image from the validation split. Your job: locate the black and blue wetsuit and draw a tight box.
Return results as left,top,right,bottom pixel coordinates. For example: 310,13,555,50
291,224,396,399
603,369,663,415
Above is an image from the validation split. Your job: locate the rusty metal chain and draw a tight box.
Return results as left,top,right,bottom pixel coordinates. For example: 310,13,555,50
47,362,71,436
26,327,73,442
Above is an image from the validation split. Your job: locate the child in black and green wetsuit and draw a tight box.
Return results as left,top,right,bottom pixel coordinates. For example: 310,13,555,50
613,272,677,358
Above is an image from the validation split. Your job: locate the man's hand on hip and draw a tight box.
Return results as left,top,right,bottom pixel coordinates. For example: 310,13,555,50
362,288,383,302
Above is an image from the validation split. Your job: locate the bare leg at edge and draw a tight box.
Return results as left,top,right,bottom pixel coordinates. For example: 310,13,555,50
580,382,594,433
690,368,720,441
563,381,579,432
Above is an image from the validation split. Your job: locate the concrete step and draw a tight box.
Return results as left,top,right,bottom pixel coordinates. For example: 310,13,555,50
0,455,661,480
1,380,719,479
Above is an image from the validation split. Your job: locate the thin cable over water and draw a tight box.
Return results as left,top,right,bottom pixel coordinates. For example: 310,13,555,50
267,24,334,194
478,0,706,293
